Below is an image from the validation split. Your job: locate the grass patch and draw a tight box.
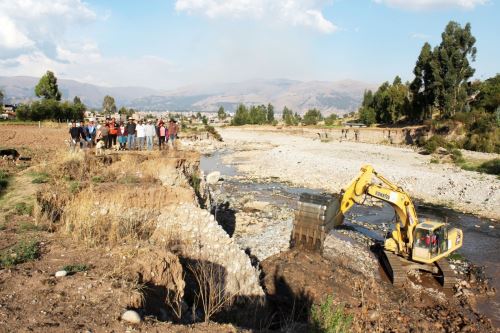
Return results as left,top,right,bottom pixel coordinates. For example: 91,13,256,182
30,171,50,184
69,181,80,195
0,223,5,231
430,157,440,164
422,135,447,154
448,252,465,261
91,175,103,183
62,263,90,274
310,295,353,333
0,171,10,195
189,173,201,194
15,202,33,216
0,240,40,267
18,221,41,232
456,158,500,176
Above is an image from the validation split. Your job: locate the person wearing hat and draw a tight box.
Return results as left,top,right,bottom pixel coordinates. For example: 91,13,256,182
126,118,136,150
145,119,156,151
136,120,146,151
168,119,179,149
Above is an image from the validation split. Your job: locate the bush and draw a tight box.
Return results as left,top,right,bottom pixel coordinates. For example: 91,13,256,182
477,158,500,176
0,240,40,267
422,135,447,154
30,172,50,184
450,149,465,164
324,114,338,126
310,295,352,333
205,125,223,142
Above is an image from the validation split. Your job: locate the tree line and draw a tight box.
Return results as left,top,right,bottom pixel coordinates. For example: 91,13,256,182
8,71,136,122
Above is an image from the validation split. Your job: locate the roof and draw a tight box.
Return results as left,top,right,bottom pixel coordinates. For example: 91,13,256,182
417,221,445,230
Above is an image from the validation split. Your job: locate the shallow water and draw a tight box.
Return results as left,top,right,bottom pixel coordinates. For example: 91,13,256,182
200,152,500,326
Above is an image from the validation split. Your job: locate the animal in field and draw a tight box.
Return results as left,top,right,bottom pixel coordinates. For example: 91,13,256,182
0,149,20,161
95,140,105,156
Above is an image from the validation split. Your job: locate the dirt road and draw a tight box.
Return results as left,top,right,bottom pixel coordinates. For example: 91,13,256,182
218,127,500,220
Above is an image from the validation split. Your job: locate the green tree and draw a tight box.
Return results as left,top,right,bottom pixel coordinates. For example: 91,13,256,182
303,108,323,125
202,115,208,125
410,42,435,120
282,106,293,125
73,96,82,105
35,70,61,101
267,103,275,123
248,105,267,124
0,89,4,113
359,107,376,126
217,106,227,120
102,95,116,116
196,112,202,119
231,104,249,125
324,113,338,126
473,74,500,113
433,21,477,117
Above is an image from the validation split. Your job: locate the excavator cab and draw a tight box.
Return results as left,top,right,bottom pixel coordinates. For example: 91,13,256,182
412,222,463,264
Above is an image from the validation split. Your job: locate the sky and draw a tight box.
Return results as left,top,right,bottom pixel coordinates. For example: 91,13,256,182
0,0,498,89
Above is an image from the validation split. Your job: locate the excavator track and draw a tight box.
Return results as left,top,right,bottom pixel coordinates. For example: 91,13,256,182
436,259,458,290
381,251,406,287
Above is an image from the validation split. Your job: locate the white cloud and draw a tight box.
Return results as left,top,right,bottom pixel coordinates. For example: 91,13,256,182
175,0,338,33
373,0,488,10
0,0,97,60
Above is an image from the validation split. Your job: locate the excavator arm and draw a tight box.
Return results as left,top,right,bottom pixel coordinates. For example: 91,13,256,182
334,165,419,256
292,164,419,257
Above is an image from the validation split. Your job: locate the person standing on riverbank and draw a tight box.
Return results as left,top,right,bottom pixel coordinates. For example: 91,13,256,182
136,120,146,151
145,120,156,151
126,118,136,150
158,121,167,150
168,119,178,149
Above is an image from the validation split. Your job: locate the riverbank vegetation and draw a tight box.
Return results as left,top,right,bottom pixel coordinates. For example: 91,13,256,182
358,21,499,153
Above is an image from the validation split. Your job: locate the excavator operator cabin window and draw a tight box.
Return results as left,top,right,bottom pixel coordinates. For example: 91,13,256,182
415,228,431,249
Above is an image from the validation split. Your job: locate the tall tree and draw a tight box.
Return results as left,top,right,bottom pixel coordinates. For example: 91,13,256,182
217,106,226,120
35,70,61,101
434,21,477,117
302,108,323,125
0,89,4,112
102,95,116,116
267,103,275,122
410,42,435,120
73,96,82,105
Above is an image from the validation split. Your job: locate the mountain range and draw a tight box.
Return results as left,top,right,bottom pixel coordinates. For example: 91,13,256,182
0,76,376,115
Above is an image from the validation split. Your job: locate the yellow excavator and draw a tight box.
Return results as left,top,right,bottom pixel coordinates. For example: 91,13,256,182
290,164,463,288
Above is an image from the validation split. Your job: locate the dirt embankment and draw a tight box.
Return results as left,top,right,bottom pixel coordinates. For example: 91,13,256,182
218,127,500,220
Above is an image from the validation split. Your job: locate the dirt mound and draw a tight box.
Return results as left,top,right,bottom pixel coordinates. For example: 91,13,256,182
260,248,495,332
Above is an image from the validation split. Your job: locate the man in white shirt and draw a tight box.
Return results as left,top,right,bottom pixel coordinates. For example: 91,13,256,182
135,120,146,151
145,120,156,151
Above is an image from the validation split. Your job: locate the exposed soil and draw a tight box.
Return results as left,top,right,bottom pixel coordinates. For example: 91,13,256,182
261,249,495,333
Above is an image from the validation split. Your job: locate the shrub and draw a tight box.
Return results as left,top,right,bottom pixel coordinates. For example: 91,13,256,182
450,149,465,164
205,125,223,142
310,295,352,333
422,135,447,154
30,172,50,184
0,240,40,267
477,158,500,176
303,109,323,126
430,158,440,164
69,181,80,194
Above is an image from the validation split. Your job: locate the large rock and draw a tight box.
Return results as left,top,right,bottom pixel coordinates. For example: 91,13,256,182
121,310,141,324
206,171,221,185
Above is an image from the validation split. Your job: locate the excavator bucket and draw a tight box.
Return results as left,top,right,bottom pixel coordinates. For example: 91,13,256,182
290,193,341,253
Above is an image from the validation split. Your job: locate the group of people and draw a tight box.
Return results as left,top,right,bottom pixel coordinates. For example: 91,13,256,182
68,117,179,151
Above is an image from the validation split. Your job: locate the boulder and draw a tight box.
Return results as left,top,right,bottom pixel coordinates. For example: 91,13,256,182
243,201,271,212
206,171,221,185
55,270,67,277
121,310,141,324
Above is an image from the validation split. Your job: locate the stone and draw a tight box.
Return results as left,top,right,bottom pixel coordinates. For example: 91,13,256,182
121,310,141,324
55,270,67,277
243,201,272,213
206,171,221,184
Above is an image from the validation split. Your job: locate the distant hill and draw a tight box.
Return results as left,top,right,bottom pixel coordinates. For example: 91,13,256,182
0,76,376,115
